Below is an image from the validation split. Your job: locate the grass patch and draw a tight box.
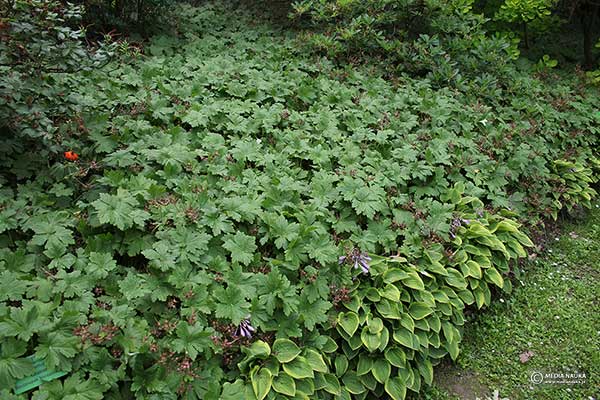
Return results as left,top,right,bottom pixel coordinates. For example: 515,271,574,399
427,203,600,400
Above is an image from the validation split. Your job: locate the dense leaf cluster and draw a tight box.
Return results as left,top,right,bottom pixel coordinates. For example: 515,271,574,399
292,0,523,94
0,0,113,167
0,2,598,399
75,0,177,35
293,0,600,89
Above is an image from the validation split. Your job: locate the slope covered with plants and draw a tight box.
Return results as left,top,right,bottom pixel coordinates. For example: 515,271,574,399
0,1,598,399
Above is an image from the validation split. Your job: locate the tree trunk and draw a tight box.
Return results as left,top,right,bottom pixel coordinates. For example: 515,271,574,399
137,0,144,24
115,0,124,19
582,4,599,69
523,22,530,50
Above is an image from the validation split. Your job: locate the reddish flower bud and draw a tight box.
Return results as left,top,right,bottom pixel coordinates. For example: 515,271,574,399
64,151,79,161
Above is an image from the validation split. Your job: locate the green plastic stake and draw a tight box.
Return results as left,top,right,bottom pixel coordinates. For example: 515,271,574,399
14,356,68,394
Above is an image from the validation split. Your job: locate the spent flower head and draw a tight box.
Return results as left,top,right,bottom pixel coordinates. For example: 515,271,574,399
339,247,371,274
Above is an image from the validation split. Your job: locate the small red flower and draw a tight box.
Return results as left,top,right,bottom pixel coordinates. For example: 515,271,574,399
64,151,79,161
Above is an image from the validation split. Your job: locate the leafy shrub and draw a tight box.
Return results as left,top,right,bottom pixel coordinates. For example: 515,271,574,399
497,0,558,26
534,53,558,71
291,0,520,95
494,0,559,48
0,0,112,170
0,2,598,399
586,39,600,84
79,0,177,34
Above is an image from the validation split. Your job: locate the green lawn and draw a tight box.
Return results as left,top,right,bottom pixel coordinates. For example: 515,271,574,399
424,204,600,400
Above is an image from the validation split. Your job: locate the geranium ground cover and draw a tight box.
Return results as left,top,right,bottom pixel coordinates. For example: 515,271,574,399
0,2,598,399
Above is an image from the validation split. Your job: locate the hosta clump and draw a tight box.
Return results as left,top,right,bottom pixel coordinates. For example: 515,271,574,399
323,188,533,400
548,159,598,219
223,338,341,399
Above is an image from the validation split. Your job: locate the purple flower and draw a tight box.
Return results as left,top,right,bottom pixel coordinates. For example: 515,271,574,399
450,216,470,239
339,248,371,274
236,317,255,338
